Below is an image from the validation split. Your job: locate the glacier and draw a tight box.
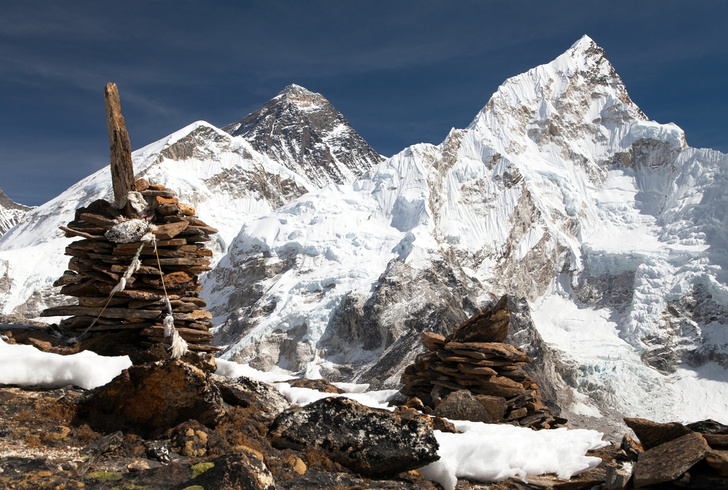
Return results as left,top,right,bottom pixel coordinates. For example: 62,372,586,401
207,35,728,434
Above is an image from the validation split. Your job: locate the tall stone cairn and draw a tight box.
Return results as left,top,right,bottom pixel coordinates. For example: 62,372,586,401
400,295,565,430
42,179,219,354
41,83,218,358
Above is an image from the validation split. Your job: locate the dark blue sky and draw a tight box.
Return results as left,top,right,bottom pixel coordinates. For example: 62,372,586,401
2,1,727,206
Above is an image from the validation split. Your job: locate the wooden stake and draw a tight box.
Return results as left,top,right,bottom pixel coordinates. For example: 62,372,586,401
104,82,135,204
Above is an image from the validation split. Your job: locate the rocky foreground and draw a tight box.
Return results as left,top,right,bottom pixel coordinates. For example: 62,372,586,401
2,325,727,489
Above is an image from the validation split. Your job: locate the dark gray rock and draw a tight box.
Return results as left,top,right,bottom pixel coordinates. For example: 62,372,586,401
224,84,384,188
268,396,439,477
687,419,728,435
183,452,276,490
210,373,290,418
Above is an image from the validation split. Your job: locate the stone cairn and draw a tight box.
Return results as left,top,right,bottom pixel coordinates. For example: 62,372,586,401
41,180,218,354
400,295,565,430
41,83,218,358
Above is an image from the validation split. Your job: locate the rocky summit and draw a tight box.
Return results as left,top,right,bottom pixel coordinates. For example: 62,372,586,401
0,189,31,238
224,84,385,188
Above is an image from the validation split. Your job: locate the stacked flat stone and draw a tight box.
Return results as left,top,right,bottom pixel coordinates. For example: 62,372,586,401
400,295,564,430
41,179,219,353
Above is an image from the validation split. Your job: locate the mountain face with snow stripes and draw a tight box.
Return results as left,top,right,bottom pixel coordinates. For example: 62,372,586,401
224,84,385,187
0,190,31,237
206,36,728,434
1,35,726,435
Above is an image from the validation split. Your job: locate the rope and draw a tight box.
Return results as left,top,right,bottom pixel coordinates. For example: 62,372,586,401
63,235,187,358
152,237,188,358
71,243,145,343
152,238,170,300
71,293,117,343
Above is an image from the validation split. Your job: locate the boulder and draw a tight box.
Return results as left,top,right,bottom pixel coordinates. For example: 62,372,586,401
76,359,225,436
211,374,290,418
624,417,692,450
183,451,276,490
268,396,439,477
633,432,711,488
687,419,728,434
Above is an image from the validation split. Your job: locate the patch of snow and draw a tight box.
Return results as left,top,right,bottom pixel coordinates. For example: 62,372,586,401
420,421,607,490
0,337,131,390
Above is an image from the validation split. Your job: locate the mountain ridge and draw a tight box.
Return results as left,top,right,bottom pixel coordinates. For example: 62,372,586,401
0,88,380,323
0,189,31,237
0,35,726,436
206,35,728,435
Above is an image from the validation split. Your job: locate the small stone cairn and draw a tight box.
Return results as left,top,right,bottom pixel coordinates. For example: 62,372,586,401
42,178,219,355
400,295,565,430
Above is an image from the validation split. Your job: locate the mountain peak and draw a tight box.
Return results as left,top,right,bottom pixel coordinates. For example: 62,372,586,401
569,34,598,53
223,85,385,187
469,35,646,144
274,84,328,112
277,83,314,97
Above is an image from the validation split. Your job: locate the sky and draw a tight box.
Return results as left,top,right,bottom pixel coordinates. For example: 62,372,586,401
1,1,727,206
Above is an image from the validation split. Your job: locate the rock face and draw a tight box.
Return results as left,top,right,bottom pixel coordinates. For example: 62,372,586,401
0,188,30,237
268,396,440,477
40,179,218,358
224,84,385,188
400,295,563,430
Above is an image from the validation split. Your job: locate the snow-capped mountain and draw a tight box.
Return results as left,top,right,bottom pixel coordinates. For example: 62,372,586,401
0,189,31,237
224,84,385,187
206,35,728,434
2,35,726,436
0,89,377,322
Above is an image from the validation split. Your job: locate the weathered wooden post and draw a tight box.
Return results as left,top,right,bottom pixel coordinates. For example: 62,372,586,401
104,82,136,205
